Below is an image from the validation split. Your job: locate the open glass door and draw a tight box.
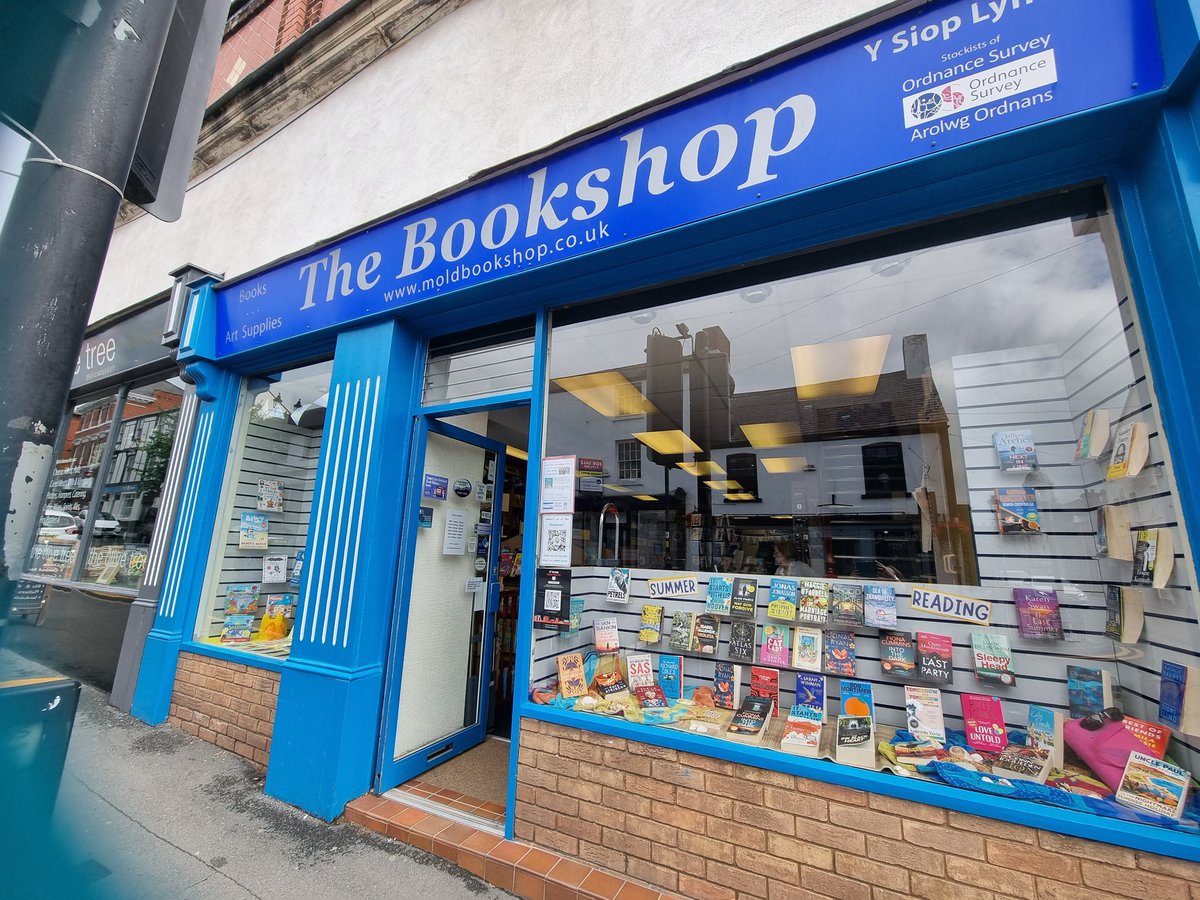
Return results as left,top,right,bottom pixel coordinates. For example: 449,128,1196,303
378,416,504,789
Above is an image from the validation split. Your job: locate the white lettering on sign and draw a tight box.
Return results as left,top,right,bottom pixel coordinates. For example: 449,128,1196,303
909,587,992,624
648,576,699,599
75,337,117,378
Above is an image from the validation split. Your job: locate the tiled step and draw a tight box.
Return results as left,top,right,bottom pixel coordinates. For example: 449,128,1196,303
343,793,675,900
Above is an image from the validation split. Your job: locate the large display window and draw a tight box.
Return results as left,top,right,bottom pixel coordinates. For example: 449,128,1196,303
533,189,1200,838
191,360,333,659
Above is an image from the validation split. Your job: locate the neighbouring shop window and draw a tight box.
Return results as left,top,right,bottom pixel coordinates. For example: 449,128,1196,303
533,191,1200,842
26,379,187,589
192,359,333,659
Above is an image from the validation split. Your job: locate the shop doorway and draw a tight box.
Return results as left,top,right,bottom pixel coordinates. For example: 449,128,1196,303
377,405,529,819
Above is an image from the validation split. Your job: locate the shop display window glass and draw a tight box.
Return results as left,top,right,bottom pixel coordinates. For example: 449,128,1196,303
536,190,1200,837
192,360,333,659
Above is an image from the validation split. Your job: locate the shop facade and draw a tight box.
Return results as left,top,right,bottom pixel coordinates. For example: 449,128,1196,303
117,0,1200,893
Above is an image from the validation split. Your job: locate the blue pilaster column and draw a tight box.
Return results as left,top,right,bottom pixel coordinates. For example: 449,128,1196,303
130,357,242,723
264,318,421,820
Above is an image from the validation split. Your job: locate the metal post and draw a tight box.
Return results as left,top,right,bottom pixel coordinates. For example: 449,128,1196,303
0,1,176,629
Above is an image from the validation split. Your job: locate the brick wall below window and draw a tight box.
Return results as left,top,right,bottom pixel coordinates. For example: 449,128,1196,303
169,652,279,768
515,717,1200,899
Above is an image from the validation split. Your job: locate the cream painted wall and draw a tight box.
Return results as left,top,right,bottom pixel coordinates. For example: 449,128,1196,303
92,0,891,322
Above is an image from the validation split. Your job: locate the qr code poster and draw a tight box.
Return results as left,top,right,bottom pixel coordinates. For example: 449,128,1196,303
534,567,572,631
538,513,573,567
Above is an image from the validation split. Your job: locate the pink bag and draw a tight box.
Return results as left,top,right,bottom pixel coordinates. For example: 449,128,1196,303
1063,713,1147,792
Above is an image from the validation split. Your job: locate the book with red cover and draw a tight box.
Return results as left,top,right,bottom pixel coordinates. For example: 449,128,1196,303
635,684,669,709
1123,715,1170,759
749,666,780,715
962,693,1008,754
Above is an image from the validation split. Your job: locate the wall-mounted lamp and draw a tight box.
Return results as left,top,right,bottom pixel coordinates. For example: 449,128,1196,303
740,285,773,304
630,310,656,325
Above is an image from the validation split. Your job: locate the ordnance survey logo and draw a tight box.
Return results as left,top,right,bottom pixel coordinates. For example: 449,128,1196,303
903,49,1058,128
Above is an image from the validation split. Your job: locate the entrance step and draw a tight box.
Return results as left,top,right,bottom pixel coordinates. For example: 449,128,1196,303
343,793,676,900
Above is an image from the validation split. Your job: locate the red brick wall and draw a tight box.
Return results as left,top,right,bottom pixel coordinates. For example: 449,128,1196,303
169,651,279,768
516,718,1200,899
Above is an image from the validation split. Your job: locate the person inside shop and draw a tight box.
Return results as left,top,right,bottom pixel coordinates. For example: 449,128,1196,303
773,540,804,576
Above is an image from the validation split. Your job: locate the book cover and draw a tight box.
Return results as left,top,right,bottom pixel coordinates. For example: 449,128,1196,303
568,596,584,635
1073,408,1110,462
533,567,572,631
726,695,774,743
749,666,780,714
288,548,305,587
795,672,825,714
1097,505,1133,561
1027,704,1064,770
962,693,1008,753
829,583,865,627
823,630,856,677
626,652,655,689
730,577,759,618
658,655,683,701
692,613,721,654
995,487,1040,534
863,583,898,629
1123,715,1170,759
797,579,830,625
638,604,664,643
1115,752,1191,820
557,652,588,698
593,667,630,700
904,685,946,742
668,611,695,652
791,626,822,672
767,578,798,621
1158,660,1200,734
1014,588,1062,640
683,706,734,736
760,624,792,667
239,511,269,549
256,479,284,512
835,716,876,768
971,632,1016,686
1133,528,1175,589
1104,585,1144,643
713,660,742,710
706,575,733,615
993,429,1038,472
993,745,1052,783
839,679,875,719
261,554,287,584
263,593,293,619
1107,421,1149,481
728,620,756,663
635,684,669,709
1067,665,1112,718
224,583,260,616
220,614,254,643
780,704,824,755
917,632,954,684
607,567,631,603
879,630,916,678
593,616,620,654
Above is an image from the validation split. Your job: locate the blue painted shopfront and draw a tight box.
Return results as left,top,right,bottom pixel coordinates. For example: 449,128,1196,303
132,0,1200,861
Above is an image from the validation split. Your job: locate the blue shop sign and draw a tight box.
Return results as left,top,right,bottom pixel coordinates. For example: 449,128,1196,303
214,0,1162,356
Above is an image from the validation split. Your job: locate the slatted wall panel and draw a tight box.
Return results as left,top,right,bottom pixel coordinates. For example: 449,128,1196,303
202,420,321,638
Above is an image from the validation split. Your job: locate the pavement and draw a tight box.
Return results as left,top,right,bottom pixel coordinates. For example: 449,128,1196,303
0,647,514,900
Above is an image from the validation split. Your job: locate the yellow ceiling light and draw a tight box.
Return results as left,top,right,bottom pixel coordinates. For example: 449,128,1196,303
723,492,758,501
761,456,809,473
506,445,528,460
632,429,702,455
790,334,891,399
741,422,803,449
604,483,634,493
552,371,656,417
704,480,743,491
677,460,726,477
633,494,658,501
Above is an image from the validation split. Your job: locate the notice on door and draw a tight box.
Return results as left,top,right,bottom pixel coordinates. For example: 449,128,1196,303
442,508,467,555
540,455,577,514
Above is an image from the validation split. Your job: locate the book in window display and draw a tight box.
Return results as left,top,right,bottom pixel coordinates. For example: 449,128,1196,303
797,579,829,625
259,594,293,640
568,596,584,635
638,604,664,643
668,611,695,652
863,583,897,629
728,620,756,663
1066,665,1112,718
261,554,287,584
593,616,620,654
713,661,742,710
795,671,825,714
993,744,1051,784
992,429,1038,472
767,577,798,621
1013,588,1062,639
791,626,822,672
1158,660,1200,735
916,632,954,684
1115,752,1191,820
692,613,721,655
1106,420,1149,481
994,487,1039,534
557,652,588,698
1104,585,1144,643
828,582,865,627
730,577,758,618
705,575,733,615
879,630,916,678
835,716,875,768
780,704,824,756
971,632,1016,686
626,652,654,689
749,666,779,714
1026,704,1064,769
256,479,284,512
224,583,260,616
606,566,631,603
904,685,946,743
1073,408,1110,463
823,630,856,677
962,693,1008,753
221,614,254,643
1122,715,1170,759
1132,528,1174,588
683,706,735,736
726,695,774,744
760,624,792,667
1096,504,1133,560
635,684,669,709
658,655,683,701
839,679,875,719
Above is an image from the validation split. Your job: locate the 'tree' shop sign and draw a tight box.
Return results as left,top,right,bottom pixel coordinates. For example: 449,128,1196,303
214,0,1161,357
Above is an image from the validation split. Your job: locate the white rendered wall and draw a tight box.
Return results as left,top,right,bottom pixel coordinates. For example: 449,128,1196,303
92,0,891,322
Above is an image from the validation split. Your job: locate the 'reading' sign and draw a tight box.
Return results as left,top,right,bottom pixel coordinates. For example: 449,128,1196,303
213,0,1161,357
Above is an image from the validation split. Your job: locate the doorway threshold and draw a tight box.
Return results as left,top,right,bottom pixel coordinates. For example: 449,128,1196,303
385,781,505,835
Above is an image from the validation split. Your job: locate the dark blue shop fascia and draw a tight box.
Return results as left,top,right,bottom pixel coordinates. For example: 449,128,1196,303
133,0,1200,854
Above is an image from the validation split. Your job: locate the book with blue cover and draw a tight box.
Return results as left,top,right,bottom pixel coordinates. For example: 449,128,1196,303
795,671,825,714
824,630,856,677
995,487,1040,534
706,575,733,615
767,578,798,621
993,429,1038,472
839,678,875,719
658,655,683,701
863,583,897,629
